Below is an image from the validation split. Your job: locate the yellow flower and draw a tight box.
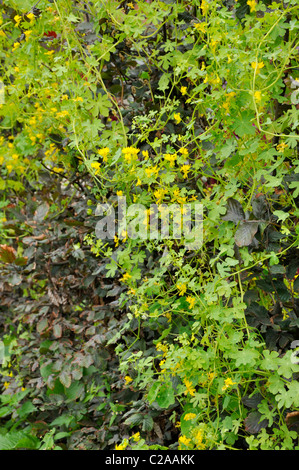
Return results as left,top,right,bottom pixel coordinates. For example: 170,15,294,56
247,0,256,12
124,375,133,384
145,165,159,178
12,42,20,52
73,96,83,102
52,167,64,173
184,413,197,421
194,22,206,33
24,30,32,41
183,378,196,396
201,0,209,16
194,428,205,449
115,439,128,450
178,435,191,448
164,153,177,167
254,90,262,102
177,282,187,296
156,342,168,356
116,190,123,196
173,112,181,124
122,146,139,163
0,30,6,37
90,161,101,174
4,381,10,389
132,432,140,442
181,164,191,179
45,50,55,56
179,147,188,156
276,142,288,153
27,12,35,23
186,296,196,309
180,86,187,95
142,150,149,159
222,377,236,391
251,61,264,74
14,15,22,28
210,39,218,51
97,147,110,161
56,110,69,119
121,272,131,282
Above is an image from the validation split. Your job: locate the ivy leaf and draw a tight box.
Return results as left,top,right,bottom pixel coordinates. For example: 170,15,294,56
156,383,175,409
233,111,256,137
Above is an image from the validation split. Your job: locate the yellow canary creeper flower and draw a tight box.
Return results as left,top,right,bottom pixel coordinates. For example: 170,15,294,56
186,295,196,309
201,0,209,16
181,164,191,179
27,12,35,23
254,90,262,102
247,0,256,12
132,432,140,442
115,439,129,450
251,61,264,73
97,147,110,161
176,282,187,296
184,413,197,421
184,378,196,396
180,86,187,95
173,112,181,124
24,30,32,41
12,42,20,52
276,142,288,153
14,15,22,27
222,377,236,391
120,272,131,282
194,428,205,449
90,161,101,174
124,376,133,384
178,435,191,448
194,22,206,33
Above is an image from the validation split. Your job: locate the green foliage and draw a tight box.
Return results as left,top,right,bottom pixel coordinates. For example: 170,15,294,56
0,0,298,451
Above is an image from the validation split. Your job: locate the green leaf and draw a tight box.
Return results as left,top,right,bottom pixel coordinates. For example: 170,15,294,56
233,111,256,137
158,74,170,92
156,382,175,409
142,414,154,431
0,431,40,450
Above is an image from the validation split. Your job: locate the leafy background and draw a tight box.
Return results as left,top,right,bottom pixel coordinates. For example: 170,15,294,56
0,0,298,450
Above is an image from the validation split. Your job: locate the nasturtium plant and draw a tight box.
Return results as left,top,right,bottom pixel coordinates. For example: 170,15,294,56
0,0,298,451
